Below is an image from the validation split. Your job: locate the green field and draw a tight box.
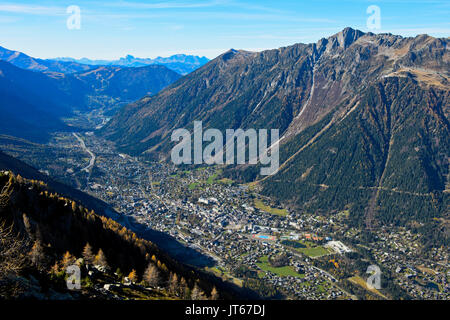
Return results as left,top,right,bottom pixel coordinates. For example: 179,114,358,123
205,266,243,287
188,182,200,190
297,246,331,258
256,256,304,278
207,173,219,184
205,266,224,276
206,168,231,185
253,199,288,216
281,239,307,249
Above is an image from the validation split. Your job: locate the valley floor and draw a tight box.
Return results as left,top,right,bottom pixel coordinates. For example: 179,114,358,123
0,111,448,300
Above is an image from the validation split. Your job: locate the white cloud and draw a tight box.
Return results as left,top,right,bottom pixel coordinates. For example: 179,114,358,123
0,4,65,16
108,0,225,10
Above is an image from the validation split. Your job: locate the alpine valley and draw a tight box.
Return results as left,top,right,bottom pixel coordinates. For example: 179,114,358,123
1,28,449,301
101,28,449,243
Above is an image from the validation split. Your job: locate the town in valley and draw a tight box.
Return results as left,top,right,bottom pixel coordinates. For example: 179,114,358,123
1,114,448,300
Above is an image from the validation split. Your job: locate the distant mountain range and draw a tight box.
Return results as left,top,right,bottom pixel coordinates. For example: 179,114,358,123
53,54,210,75
0,45,93,74
0,44,206,142
0,57,181,142
0,45,209,75
100,28,449,239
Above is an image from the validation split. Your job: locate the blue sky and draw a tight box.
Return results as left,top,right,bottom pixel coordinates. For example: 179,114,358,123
0,0,448,60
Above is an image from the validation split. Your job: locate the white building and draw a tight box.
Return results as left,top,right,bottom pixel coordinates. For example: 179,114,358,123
325,241,352,254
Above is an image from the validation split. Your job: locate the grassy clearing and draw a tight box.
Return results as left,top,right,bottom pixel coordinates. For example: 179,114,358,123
296,246,331,258
188,182,200,190
348,275,388,299
239,251,250,258
205,266,243,287
232,277,244,287
256,256,304,278
205,266,224,276
257,271,265,279
217,178,234,185
417,265,438,275
206,168,228,185
207,173,219,184
317,284,326,293
247,181,259,192
253,199,288,216
292,240,331,258
109,286,176,300
281,239,307,249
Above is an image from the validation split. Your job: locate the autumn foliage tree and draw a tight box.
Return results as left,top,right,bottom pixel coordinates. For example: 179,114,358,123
179,277,189,299
94,249,108,268
61,251,76,268
210,286,219,300
191,283,206,300
29,240,46,269
168,272,179,295
143,263,161,287
128,269,138,283
82,243,95,265
0,172,233,300
0,221,27,297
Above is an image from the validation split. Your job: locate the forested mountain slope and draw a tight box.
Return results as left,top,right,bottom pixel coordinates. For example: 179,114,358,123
0,170,236,300
100,28,449,238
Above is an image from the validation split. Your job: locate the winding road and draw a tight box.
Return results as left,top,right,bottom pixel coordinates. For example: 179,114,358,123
73,133,96,174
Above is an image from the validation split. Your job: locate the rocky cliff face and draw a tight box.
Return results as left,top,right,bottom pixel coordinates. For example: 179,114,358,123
101,28,448,154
